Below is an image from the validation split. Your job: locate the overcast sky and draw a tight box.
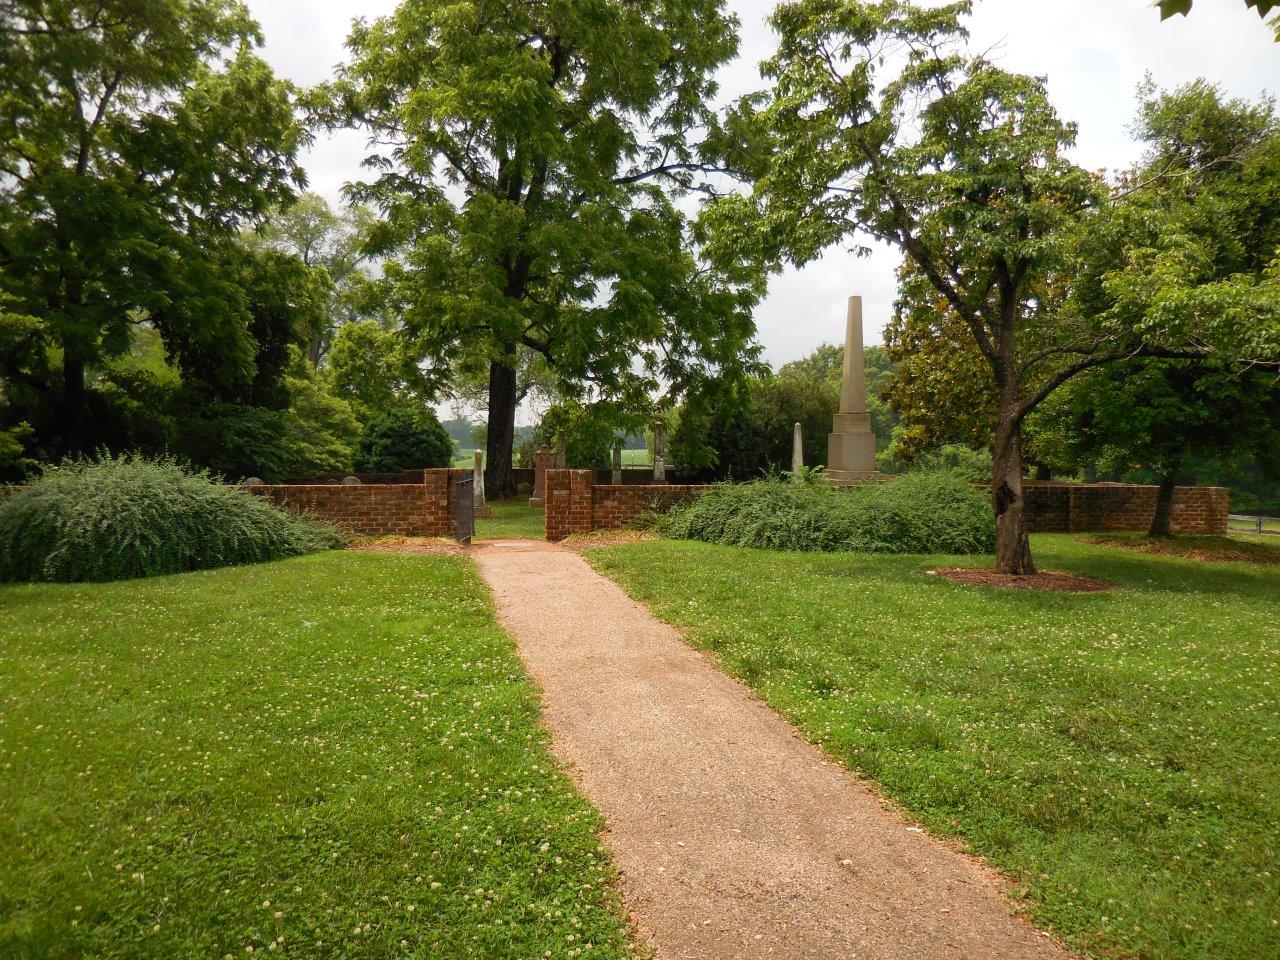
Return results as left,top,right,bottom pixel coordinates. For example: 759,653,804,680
245,0,1279,368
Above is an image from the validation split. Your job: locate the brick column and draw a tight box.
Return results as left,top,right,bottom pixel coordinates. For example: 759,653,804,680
546,469,594,542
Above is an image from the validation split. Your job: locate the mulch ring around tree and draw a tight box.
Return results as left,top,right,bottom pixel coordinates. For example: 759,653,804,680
930,567,1114,593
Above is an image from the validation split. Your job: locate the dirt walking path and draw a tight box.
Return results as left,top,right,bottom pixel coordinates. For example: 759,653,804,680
472,540,1074,960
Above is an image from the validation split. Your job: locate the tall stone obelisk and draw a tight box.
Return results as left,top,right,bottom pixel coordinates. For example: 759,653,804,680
825,295,877,483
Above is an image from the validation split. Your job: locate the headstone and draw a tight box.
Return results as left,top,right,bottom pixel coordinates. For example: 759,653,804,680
473,450,490,517
652,421,666,484
791,421,804,480
825,295,878,483
243,477,265,486
530,446,552,507
340,476,362,485
554,437,566,470
612,441,623,485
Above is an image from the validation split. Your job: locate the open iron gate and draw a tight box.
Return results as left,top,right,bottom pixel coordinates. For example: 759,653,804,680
452,474,475,542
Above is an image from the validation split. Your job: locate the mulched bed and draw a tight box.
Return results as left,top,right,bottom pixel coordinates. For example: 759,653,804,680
349,536,464,556
930,567,1114,592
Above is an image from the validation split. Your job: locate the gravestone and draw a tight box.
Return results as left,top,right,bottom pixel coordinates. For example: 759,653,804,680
825,295,878,483
791,421,804,480
473,450,490,517
612,441,623,485
652,421,666,484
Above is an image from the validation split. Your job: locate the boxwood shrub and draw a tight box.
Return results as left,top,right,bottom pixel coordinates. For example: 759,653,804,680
0,456,343,583
649,472,994,554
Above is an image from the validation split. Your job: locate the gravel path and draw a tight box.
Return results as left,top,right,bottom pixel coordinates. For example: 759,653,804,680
472,540,1075,960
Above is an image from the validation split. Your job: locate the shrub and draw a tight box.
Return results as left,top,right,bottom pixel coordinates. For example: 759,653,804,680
354,408,453,472
648,472,993,554
0,456,343,583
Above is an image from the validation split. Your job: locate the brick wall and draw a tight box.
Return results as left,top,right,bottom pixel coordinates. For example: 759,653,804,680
247,468,470,538
543,472,1229,541
1023,482,1228,534
544,470,706,541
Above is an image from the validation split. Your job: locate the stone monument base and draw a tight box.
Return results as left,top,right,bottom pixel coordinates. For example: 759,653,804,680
825,411,877,483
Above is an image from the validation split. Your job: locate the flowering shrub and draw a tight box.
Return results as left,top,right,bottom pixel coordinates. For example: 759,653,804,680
0,455,342,582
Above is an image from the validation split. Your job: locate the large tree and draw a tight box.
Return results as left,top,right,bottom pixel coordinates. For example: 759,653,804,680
251,193,378,364
0,0,307,456
322,0,760,496
1044,358,1280,535
707,0,1280,573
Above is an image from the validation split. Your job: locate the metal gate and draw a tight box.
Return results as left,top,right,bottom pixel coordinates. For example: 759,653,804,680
452,474,475,542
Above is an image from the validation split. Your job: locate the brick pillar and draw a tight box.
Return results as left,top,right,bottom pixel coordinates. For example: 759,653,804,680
530,447,552,508
545,469,594,542
421,469,454,537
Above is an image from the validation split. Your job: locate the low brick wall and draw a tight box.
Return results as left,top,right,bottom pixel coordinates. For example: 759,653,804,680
247,468,470,538
544,472,1230,541
544,470,706,541
1023,482,1228,535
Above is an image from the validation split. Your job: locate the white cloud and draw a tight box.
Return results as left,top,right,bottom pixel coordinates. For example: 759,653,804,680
245,0,1280,366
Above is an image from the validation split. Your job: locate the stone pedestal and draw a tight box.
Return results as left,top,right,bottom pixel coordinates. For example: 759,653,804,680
825,295,878,483
473,450,491,517
530,447,552,508
611,442,623,485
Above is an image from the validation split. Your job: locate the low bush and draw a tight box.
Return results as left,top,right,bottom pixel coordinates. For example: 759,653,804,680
648,472,993,554
0,456,343,583
355,408,453,472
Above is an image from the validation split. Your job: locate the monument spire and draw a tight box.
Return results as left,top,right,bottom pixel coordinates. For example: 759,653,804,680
825,295,878,483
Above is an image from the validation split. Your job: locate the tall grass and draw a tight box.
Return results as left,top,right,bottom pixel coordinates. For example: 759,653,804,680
0,455,342,582
649,472,993,554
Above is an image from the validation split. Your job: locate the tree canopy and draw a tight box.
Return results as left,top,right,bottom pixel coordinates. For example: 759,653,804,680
709,0,1280,572
0,0,310,457
320,0,762,494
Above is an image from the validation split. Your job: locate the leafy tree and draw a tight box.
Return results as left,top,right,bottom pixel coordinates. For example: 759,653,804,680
355,408,453,473
278,350,361,478
251,193,377,363
1156,0,1280,40
326,319,438,425
777,343,899,450
1045,359,1280,535
321,0,761,496
707,1,1280,573
672,373,836,479
0,0,307,456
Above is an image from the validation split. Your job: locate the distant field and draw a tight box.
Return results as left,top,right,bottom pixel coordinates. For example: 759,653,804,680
1227,514,1280,535
452,448,652,469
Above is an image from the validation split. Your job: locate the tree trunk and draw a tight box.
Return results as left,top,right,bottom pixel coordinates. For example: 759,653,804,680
992,419,1036,575
1148,470,1178,538
485,352,518,498
62,350,87,457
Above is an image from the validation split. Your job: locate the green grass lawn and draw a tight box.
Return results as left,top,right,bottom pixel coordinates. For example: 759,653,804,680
586,534,1280,960
0,552,633,959
477,499,545,540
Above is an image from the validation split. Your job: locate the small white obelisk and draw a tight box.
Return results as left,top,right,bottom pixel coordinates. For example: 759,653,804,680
825,295,877,483
791,421,804,480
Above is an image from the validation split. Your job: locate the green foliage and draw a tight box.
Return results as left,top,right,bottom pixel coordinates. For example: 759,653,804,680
679,374,837,478
0,456,341,583
327,319,438,425
650,473,993,555
589,536,1280,960
279,351,361,477
320,0,762,485
0,551,634,957
249,193,378,363
1156,0,1280,40
0,422,36,478
529,401,626,470
0,0,308,454
355,408,453,472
